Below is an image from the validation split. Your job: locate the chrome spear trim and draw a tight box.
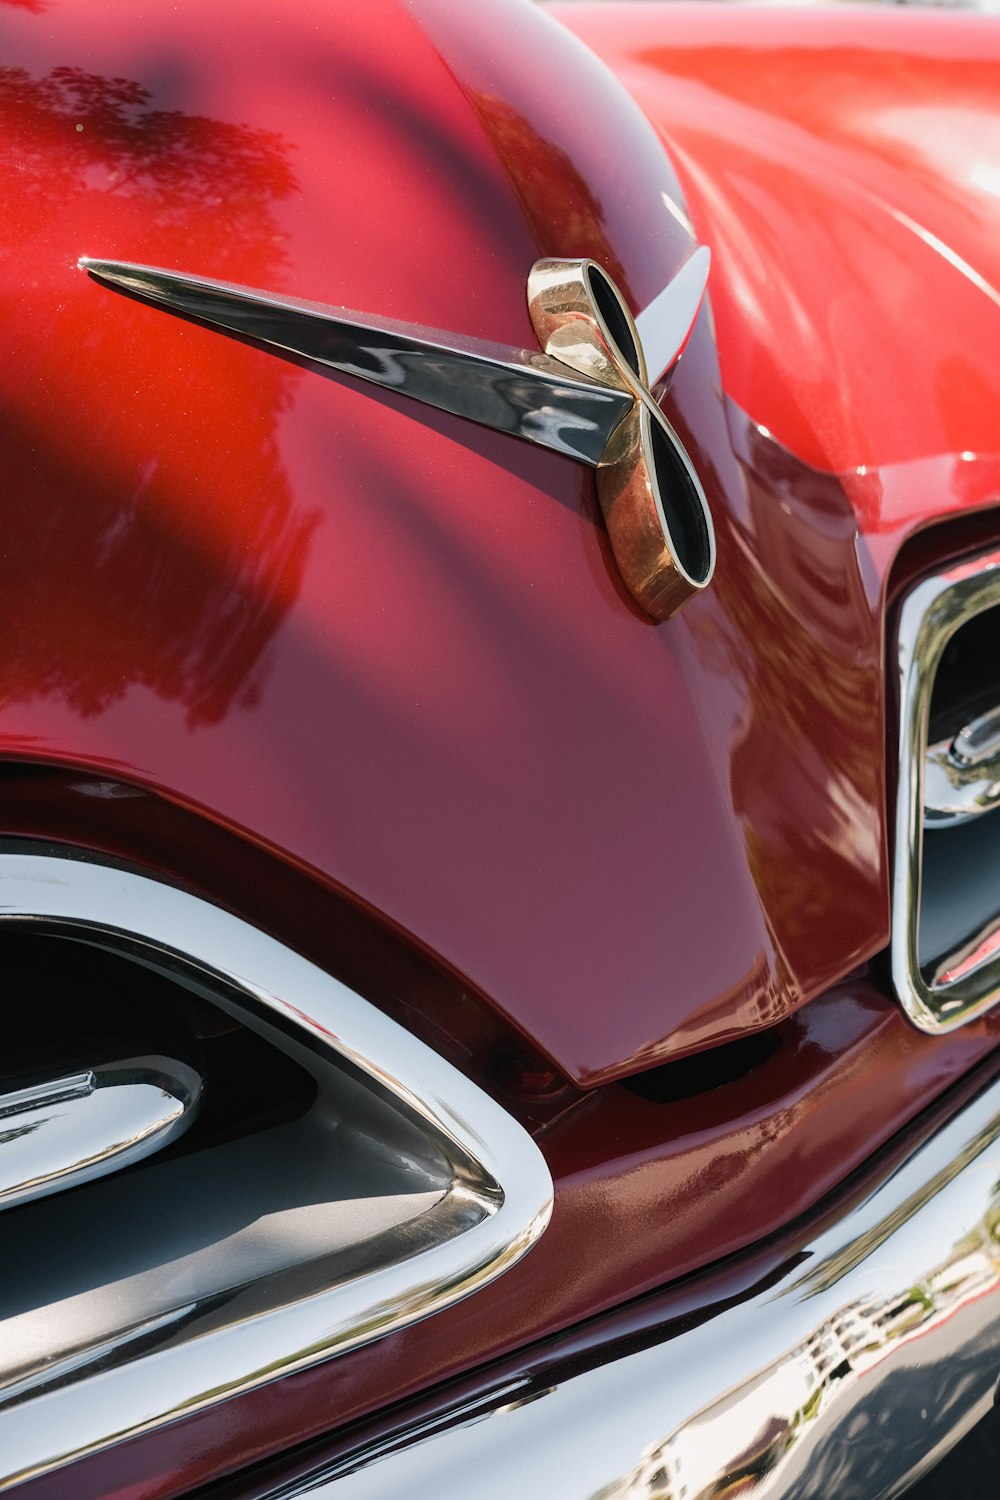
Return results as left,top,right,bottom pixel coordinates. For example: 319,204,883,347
80,248,714,619
79,257,632,467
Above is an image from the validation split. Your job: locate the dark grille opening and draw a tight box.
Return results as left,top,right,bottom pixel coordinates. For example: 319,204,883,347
0,923,458,1410
891,546,1000,1033
4,934,317,1160
928,604,1000,748
0,847,550,1490
622,1028,781,1104
920,601,1000,976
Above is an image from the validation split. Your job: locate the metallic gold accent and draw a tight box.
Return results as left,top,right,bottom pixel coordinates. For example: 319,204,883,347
80,249,714,620
528,252,714,619
892,546,1000,1030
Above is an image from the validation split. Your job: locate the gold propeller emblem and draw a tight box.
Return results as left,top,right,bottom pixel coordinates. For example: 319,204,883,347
528,255,713,619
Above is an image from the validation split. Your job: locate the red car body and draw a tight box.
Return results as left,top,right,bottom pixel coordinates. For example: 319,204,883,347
3,0,1000,1495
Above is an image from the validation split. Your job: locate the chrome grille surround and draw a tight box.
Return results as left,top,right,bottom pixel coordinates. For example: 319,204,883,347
892,545,1000,1030
0,847,553,1489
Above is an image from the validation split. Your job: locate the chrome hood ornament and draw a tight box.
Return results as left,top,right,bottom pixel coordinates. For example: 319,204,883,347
80,250,714,618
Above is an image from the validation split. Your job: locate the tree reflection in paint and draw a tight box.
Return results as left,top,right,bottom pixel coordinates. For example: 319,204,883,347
0,65,296,275
468,91,633,305
0,65,320,727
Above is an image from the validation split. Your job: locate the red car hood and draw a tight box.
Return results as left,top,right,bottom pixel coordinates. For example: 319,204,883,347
1,0,998,1086
565,2,1000,478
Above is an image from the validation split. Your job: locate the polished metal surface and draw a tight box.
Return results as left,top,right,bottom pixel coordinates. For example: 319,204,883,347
527,251,714,619
0,1070,93,1117
892,547,1000,1031
634,244,711,387
951,704,1000,765
260,1064,1000,1500
925,702,1000,825
0,848,553,1490
79,257,632,466
0,1058,202,1211
80,250,713,620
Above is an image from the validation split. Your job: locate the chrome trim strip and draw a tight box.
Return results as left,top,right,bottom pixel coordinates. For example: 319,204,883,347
892,547,1000,1031
78,258,632,468
265,1065,1000,1500
0,850,552,1489
0,1058,202,1211
0,1070,94,1117
952,703,1000,766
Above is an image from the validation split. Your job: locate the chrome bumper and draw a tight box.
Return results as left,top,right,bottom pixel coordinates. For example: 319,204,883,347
263,1062,1000,1500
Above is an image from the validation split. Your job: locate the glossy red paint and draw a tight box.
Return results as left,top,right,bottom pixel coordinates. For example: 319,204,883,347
10,770,1000,1500
0,0,998,1071
560,2,1000,477
0,765,995,1499
0,0,777,1087
10,1,1000,1492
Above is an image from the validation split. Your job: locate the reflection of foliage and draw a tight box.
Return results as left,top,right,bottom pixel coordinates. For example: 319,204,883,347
0,462,322,725
469,91,632,303
685,413,882,989
799,1385,823,1424
0,65,319,726
0,65,296,275
0,1119,44,1145
986,1196,1000,1239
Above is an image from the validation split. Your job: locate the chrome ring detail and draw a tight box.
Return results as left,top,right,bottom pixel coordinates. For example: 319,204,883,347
527,251,715,620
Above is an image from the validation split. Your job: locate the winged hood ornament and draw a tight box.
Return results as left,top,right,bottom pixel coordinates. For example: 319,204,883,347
80,249,714,618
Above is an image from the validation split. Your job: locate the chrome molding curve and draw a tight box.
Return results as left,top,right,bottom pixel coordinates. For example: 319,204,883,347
0,849,553,1490
0,1057,202,1212
892,547,1000,1031
263,1064,1000,1500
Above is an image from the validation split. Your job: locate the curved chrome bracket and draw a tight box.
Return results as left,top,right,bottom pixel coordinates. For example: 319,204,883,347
0,849,552,1489
892,546,1000,1030
79,248,714,620
0,1059,202,1212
